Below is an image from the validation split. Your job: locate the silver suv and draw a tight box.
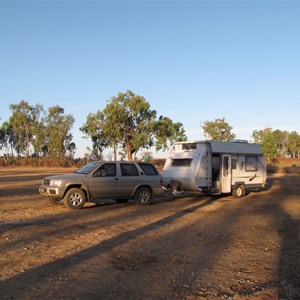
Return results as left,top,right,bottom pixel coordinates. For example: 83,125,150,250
39,161,163,210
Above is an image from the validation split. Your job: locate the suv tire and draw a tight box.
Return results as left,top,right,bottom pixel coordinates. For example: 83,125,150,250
134,187,152,205
63,188,86,210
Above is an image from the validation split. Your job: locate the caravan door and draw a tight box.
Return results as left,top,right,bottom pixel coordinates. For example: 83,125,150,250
221,154,232,193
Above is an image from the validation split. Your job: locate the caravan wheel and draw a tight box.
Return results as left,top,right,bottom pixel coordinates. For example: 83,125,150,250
232,185,245,198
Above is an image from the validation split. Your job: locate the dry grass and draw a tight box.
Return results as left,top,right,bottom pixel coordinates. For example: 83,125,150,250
268,158,300,174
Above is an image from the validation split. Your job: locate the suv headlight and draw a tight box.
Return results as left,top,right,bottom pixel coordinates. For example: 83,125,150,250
50,179,63,187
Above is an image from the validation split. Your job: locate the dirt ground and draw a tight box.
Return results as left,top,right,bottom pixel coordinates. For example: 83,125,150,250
0,168,299,300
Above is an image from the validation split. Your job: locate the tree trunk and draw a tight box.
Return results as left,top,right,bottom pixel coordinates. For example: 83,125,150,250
113,144,117,161
125,137,132,161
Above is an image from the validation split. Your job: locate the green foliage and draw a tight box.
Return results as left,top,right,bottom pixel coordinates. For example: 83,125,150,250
9,100,34,158
202,118,236,142
251,127,273,144
272,129,289,157
0,121,16,155
287,131,300,158
1,101,75,162
44,106,75,163
261,134,278,161
103,90,157,160
80,111,109,159
154,116,187,151
252,128,300,160
81,90,187,160
3,98,300,163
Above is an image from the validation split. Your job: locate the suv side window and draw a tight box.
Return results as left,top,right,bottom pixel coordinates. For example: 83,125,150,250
94,163,116,177
138,163,159,175
121,163,139,176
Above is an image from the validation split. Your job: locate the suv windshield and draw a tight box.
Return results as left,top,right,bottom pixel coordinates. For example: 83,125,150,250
75,162,99,174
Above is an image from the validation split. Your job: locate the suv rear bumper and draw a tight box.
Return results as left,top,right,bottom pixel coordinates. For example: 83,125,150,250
152,186,165,197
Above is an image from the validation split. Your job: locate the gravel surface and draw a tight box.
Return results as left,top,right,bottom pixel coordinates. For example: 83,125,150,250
0,168,299,299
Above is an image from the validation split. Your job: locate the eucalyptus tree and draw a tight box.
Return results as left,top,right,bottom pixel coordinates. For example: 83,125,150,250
8,100,36,158
0,126,6,151
287,131,300,158
261,134,278,161
103,90,157,161
81,90,187,160
251,127,273,144
80,111,110,160
252,128,286,160
202,118,236,142
30,104,45,157
0,121,17,156
44,105,75,163
272,129,289,157
154,116,187,151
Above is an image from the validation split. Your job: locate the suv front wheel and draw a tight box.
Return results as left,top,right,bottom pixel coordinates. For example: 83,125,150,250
134,187,152,205
64,188,86,210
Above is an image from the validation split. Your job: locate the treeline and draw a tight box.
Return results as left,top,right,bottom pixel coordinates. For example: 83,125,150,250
0,91,187,163
251,127,300,161
0,100,75,165
1,92,300,167
201,118,300,160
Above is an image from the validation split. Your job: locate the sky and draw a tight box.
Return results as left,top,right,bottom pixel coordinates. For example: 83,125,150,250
0,0,299,159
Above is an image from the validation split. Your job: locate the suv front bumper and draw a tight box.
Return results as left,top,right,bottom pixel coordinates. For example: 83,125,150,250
39,184,67,199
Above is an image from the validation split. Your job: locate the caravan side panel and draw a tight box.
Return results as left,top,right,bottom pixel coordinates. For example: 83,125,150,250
231,154,266,190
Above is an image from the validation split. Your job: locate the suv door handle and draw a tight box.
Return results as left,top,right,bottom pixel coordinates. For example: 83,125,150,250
114,178,119,181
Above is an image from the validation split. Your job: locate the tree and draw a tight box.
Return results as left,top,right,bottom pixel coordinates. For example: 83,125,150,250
261,134,277,161
0,121,18,157
80,111,110,160
66,142,76,159
0,126,6,151
0,128,4,149
44,106,75,163
153,116,187,151
202,118,235,142
103,90,157,160
251,127,273,144
287,131,300,158
272,129,288,157
9,100,35,158
27,103,45,158
81,90,187,161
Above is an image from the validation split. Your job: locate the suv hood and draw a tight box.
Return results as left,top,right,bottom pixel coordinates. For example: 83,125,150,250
44,173,87,181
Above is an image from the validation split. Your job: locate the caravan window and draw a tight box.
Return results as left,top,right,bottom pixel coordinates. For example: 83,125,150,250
171,159,193,167
181,143,197,150
231,159,237,169
245,156,258,171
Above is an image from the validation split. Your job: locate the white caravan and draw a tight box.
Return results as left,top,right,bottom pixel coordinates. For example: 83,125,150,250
161,140,267,198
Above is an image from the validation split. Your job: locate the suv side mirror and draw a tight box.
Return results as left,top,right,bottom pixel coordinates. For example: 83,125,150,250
93,170,101,177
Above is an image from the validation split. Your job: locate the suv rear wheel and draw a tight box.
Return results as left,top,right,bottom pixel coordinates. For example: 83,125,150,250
63,188,86,210
134,187,152,205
